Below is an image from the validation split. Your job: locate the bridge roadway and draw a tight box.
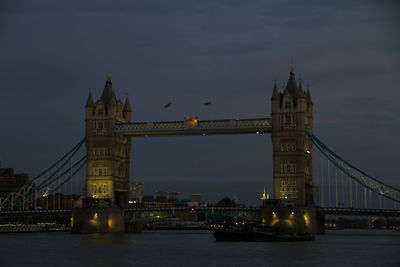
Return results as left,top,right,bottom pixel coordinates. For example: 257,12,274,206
0,207,398,220
115,118,272,137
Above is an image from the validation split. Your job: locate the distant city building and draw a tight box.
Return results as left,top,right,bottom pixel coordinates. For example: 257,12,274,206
191,193,201,203
261,186,270,206
215,197,237,207
128,182,144,202
0,168,29,196
168,191,180,203
155,190,168,202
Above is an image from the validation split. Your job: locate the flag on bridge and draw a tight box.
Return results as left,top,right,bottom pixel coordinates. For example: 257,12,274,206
203,101,212,106
164,102,172,108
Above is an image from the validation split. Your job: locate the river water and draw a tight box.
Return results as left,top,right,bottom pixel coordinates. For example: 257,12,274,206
0,229,399,267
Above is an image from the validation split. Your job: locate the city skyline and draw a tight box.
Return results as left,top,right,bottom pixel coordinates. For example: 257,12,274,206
1,0,399,205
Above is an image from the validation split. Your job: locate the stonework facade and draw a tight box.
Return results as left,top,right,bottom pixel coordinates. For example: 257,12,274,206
271,69,313,206
85,77,132,207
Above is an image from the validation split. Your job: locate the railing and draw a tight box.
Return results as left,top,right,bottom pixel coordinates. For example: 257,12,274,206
318,207,400,216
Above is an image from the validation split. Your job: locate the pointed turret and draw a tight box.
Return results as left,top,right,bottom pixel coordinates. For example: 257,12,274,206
271,80,280,100
86,88,94,107
306,85,312,104
298,78,304,96
285,65,298,96
100,76,117,108
123,95,132,112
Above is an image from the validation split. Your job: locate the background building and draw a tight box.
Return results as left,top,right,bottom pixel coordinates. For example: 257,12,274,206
128,182,144,203
0,168,29,196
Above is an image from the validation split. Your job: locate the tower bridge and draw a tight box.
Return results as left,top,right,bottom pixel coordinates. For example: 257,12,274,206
85,68,313,208
1,67,399,233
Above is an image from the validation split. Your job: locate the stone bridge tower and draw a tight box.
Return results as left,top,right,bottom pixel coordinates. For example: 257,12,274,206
85,77,132,207
271,67,313,206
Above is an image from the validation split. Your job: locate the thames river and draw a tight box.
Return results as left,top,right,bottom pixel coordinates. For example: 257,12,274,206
0,230,399,267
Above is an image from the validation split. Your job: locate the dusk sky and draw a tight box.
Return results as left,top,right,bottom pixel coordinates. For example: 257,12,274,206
1,0,399,205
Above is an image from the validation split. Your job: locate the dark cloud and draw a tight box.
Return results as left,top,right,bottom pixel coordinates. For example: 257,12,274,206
0,0,399,205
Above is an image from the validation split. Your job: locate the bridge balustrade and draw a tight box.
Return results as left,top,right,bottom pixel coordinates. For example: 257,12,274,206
115,118,272,136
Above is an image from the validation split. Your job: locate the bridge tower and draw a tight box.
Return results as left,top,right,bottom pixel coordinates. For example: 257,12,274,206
271,67,313,206
85,77,132,207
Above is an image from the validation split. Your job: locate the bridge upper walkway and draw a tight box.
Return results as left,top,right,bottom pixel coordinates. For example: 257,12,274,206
115,118,272,137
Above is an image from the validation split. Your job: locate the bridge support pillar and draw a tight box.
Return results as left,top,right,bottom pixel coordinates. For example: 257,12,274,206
71,208,125,233
261,206,323,234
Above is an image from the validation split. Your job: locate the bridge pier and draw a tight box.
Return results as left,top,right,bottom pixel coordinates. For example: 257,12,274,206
71,208,125,233
260,206,324,234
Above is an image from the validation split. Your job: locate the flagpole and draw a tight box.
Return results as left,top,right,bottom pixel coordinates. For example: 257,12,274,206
203,101,212,119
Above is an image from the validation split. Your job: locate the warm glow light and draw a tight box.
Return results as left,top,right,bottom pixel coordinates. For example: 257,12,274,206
271,213,279,226
283,219,293,227
303,213,311,227
108,218,114,228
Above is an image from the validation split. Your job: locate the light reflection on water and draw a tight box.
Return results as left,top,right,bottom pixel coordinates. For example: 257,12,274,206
0,229,399,267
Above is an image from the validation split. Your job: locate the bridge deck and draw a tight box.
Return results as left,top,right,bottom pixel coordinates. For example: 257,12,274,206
0,207,398,218
115,118,272,137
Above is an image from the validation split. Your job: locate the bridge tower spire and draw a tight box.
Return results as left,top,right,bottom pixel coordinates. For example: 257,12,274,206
85,77,132,207
271,67,313,206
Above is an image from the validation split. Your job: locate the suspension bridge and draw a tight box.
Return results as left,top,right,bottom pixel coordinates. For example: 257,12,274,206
0,70,399,233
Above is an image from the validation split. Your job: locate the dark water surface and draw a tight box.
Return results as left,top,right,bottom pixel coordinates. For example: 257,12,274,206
0,229,399,267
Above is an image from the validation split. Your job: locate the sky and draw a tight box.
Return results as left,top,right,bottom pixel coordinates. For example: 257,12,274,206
0,0,399,205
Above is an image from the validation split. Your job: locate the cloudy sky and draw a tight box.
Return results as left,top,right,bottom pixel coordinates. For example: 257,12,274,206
0,0,399,205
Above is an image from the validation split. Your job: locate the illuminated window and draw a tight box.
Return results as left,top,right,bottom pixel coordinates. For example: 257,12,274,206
281,143,297,152
93,167,108,176
280,180,298,198
280,163,297,173
94,121,106,129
